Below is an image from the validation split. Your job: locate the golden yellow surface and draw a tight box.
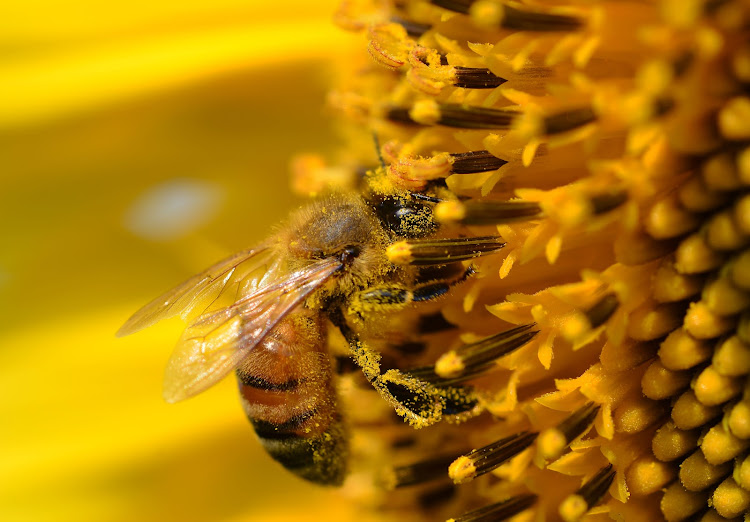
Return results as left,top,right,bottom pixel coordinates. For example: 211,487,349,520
0,2,371,521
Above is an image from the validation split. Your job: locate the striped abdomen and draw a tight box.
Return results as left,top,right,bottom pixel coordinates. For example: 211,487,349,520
236,308,347,485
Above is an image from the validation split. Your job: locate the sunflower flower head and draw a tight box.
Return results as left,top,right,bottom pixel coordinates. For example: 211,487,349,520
315,0,750,520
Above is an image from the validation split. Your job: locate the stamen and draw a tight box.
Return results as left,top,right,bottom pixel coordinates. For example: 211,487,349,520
382,453,461,488
453,66,507,89
435,200,542,226
590,191,628,215
585,293,619,329
449,432,538,484
447,493,537,522
558,465,616,522
435,324,538,379
430,0,584,32
543,107,597,135
537,403,600,461
449,150,508,174
391,17,431,37
387,104,518,129
387,236,506,265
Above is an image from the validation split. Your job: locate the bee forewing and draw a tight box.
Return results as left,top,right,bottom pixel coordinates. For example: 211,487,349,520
116,246,272,337
162,256,343,402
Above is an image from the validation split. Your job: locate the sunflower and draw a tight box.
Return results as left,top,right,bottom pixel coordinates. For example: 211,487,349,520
7,1,750,521
306,0,750,520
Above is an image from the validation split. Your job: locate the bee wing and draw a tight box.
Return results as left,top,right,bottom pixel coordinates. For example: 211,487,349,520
162,256,342,403
116,246,274,337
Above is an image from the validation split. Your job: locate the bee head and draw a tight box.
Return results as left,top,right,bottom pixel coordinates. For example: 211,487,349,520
282,194,392,293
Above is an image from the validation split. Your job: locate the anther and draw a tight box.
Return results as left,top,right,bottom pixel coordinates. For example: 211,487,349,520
558,465,615,522
453,66,507,89
543,107,597,135
585,293,619,328
430,0,584,32
387,236,506,266
447,493,537,522
537,403,599,461
435,324,538,379
590,191,628,215
448,432,537,484
382,453,461,489
434,200,542,226
387,104,517,129
449,150,508,174
391,17,431,37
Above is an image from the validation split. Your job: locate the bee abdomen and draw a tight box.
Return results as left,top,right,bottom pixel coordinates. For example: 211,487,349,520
250,408,318,440
253,414,348,486
238,373,301,392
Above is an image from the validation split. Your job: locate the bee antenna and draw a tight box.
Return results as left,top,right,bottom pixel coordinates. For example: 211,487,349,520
372,131,386,170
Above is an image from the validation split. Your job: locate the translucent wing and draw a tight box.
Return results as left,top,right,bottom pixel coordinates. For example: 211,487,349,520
116,246,273,337
162,256,342,403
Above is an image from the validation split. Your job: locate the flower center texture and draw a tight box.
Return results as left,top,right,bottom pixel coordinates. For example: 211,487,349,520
299,1,750,520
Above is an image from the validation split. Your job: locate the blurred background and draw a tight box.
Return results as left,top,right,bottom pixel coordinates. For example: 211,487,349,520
0,1,376,520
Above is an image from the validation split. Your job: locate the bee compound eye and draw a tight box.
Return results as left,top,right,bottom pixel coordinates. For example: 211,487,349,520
339,246,360,265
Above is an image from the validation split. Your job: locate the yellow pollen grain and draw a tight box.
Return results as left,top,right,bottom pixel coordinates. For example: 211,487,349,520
675,233,726,274
385,241,413,265
712,335,750,376
701,423,750,465
694,365,742,406
409,99,440,126
626,302,684,341
702,151,743,191
641,359,690,400
706,210,748,251
645,194,700,239
683,301,737,339
678,174,729,212
434,201,465,223
537,428,566,461
651,422,699,462
679,450,732,492
660,482,709,521
702,277,750,316
671,390,721,430
652,261,704,303
719,96,750,140
434,351,464,379
469,0,503,28
448,455,476,484
626,456,675,496
560,312,591,345
712,477,750,519
613,396,665,434
728,401,750,439
658,328,712,371
559,494,587,522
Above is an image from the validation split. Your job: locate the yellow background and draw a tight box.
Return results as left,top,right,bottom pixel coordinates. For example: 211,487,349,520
0,2,376,520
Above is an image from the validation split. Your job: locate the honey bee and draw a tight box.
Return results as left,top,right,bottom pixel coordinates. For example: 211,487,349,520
118,191,504,485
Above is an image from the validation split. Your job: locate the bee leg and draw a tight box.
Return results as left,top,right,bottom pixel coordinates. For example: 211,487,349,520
327,307,445,428
350,265,475,314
